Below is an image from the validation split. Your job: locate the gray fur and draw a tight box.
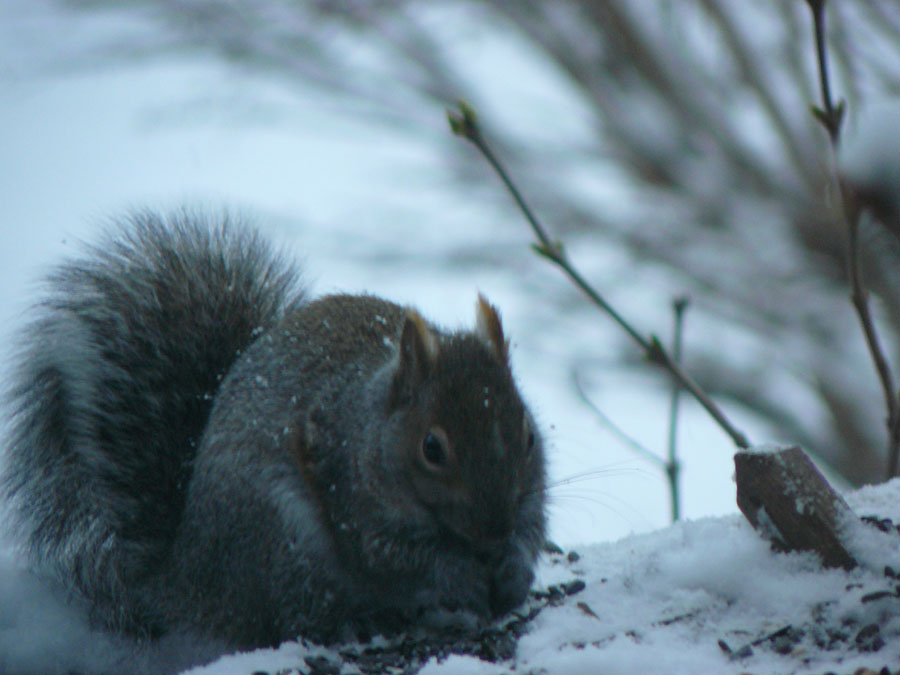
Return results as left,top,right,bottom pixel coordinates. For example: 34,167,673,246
2,213,547,652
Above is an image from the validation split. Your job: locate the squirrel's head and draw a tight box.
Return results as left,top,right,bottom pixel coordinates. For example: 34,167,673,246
385,295,547,553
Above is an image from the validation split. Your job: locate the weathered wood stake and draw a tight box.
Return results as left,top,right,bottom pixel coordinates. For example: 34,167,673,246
734,446,857,569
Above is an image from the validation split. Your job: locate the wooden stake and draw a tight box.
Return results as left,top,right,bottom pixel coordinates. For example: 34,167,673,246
734,446,857,569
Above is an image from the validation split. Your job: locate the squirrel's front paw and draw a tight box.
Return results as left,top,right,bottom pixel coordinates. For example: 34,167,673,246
489,551,535,617
420,553,491,618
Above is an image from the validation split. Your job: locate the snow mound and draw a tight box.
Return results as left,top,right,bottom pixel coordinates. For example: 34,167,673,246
191,478,900,675
2,479,899,674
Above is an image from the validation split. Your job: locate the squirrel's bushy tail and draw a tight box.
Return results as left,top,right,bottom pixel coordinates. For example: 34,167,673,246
2,211,305,633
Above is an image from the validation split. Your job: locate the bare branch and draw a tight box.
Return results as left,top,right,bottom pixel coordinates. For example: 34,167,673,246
449,102,751,451
572,371,664,469
666,296,689,522
805,0,900,478
806,0,845,145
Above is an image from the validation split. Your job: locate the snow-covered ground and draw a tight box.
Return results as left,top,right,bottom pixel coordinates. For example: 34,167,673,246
177,475,900,675
3,469,885,675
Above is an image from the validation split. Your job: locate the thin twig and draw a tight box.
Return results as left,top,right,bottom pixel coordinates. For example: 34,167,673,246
806,0,844,144
449,102,750,450
572,370,664,469
848,212,900,471
805,0,900,478
666,297,689,522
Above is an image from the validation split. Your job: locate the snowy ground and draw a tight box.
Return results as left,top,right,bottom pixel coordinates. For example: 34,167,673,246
181,473,900,674
175,475,900,675
3,470,896,674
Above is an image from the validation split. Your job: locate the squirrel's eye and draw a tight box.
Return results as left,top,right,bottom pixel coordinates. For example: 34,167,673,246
422,432,447,468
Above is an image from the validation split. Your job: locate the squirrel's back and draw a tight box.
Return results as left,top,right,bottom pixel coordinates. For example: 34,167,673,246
2,211,305,632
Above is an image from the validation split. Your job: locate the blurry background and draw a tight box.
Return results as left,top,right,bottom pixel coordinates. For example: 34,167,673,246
2,0,900,546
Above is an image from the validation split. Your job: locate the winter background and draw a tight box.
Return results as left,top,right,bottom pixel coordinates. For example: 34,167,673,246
1,1,900,673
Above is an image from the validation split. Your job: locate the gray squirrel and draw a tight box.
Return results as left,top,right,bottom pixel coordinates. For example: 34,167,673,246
1,211,548,650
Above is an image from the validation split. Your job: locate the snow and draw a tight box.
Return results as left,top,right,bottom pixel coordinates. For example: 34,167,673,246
739,443,790,455
0,471,879,674
844,483,900,573
153,472,900,675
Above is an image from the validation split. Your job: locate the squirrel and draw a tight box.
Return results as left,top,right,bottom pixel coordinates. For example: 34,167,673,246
1,211,548,650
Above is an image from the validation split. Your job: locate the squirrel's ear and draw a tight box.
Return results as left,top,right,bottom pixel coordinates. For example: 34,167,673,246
389,311,439,409
475,294,509,364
